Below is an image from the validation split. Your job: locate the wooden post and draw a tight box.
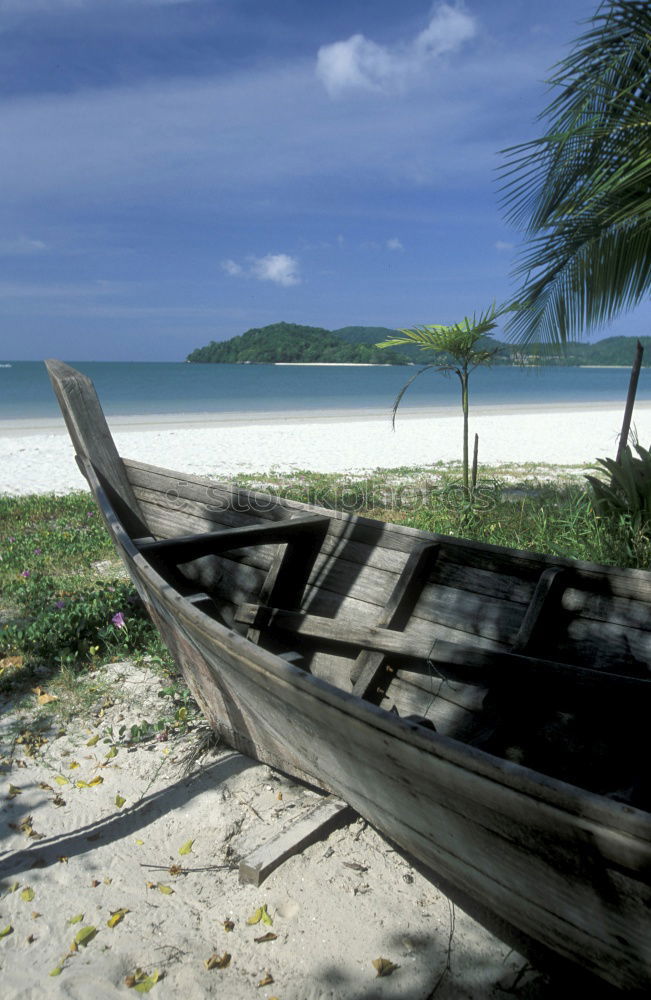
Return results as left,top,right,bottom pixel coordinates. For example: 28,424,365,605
471,433,479,490
616,340,644,463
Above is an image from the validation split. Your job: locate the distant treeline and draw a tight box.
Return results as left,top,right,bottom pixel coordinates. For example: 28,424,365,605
187,323,651,367
186,322,411,364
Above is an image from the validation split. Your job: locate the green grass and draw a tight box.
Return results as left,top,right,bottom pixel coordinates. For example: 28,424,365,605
230,463,651,567
0,492,191,735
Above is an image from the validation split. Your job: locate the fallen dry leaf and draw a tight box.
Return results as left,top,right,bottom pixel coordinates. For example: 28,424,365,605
246,904,273,927
254,932,277,944
372,957,399,977
12,815,44,840
178,839,194,856
7,784,22,798
125,968,160,992
223,919,235,932
257,972,274,988
20,887,35,902
1,656,24,670
204,952,231,970
107,908,129,928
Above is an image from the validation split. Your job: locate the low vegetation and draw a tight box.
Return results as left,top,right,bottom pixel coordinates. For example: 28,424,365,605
0,492,198,738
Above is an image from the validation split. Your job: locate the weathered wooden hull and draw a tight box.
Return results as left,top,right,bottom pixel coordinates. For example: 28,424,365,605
46,360,651,992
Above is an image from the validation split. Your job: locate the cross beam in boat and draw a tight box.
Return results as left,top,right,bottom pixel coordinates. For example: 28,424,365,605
134,514,329,564
235,602,651,698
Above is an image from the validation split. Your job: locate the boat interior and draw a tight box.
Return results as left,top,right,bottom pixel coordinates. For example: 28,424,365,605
121,460,651,811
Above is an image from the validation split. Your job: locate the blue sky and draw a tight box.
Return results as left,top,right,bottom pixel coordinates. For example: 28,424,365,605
1,0,648,361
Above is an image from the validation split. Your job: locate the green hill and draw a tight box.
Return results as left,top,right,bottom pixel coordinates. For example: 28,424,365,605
187,324,651,367
187,322,411,364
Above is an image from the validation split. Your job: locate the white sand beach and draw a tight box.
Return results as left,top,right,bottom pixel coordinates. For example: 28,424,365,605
0,662,592,999
2,400,650,495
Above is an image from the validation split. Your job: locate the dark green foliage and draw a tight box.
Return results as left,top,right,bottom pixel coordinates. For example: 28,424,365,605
1,579,156,666
0,492,157,669
186,321,411,364
586,442,651,532
334,326,423,362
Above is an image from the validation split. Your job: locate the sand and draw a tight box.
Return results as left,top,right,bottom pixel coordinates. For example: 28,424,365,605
2,400,651,496
0,661,580,1000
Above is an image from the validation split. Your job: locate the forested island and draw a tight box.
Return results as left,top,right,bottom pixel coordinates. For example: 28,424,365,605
186,322,411,364
186,322,651,367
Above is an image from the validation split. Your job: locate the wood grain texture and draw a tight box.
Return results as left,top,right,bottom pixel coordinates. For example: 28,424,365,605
238,796,353,886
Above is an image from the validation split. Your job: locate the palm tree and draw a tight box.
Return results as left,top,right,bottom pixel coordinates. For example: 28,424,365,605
502,0,651,345
377,303,512,493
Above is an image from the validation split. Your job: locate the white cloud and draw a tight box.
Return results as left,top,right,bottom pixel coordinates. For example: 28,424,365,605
251,253,300,286
0,236,47,255
221,259,243,277
221,253,301,287
316,3,477,96
386,238,404,252
494,240,514,251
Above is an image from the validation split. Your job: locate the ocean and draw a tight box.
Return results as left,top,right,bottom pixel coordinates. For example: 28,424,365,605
1,360,649,422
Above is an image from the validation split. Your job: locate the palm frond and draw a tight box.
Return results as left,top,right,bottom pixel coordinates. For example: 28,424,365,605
390,364,438,429
501,0,651,344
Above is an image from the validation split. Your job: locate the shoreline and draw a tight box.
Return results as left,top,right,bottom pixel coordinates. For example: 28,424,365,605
2,400,649,496
1,397,648,438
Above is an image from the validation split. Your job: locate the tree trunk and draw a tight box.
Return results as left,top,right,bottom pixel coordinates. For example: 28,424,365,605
460,370,469,495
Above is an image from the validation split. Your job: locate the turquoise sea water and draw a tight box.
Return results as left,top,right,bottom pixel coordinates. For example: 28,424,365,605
1,361,649,421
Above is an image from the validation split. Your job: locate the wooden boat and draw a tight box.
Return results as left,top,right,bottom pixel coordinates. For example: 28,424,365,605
46,360,651,992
